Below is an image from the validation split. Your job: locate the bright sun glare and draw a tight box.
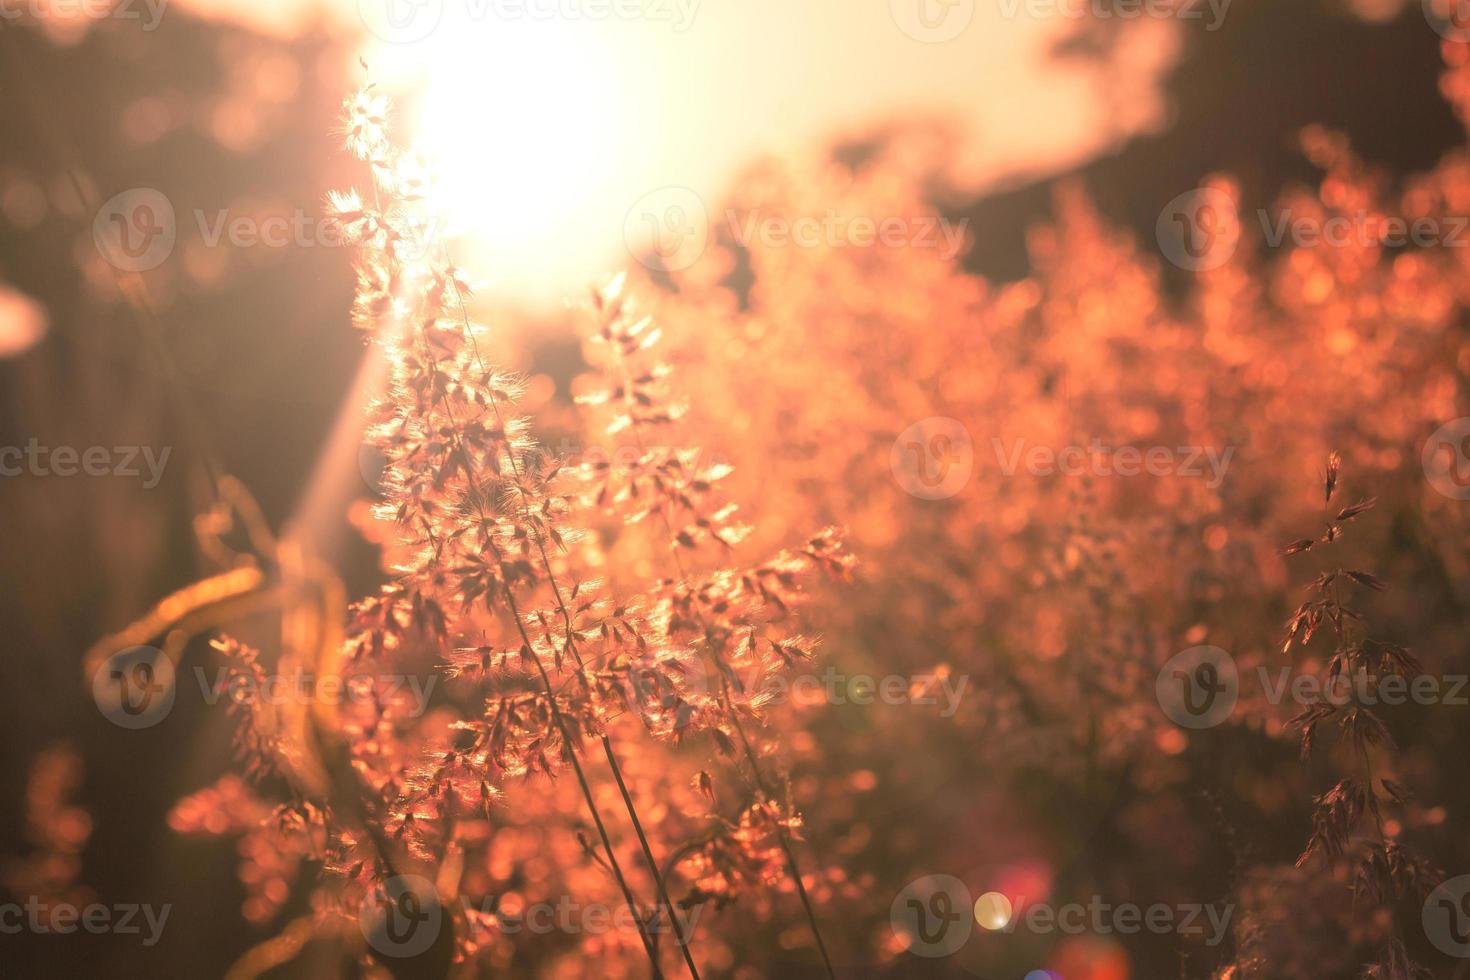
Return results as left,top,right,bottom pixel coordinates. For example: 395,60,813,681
348,0,1165,306
388,17,632,300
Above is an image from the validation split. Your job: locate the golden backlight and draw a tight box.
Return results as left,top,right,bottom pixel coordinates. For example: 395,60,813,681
163,0,1181,302
407,15,631,297
343,0,1176,303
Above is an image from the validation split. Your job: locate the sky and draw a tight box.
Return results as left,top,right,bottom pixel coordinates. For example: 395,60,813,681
170,0,1185,302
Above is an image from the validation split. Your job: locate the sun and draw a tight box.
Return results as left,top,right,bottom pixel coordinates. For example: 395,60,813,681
370,13,634,301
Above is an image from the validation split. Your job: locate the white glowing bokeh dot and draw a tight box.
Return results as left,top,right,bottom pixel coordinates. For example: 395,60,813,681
974,891,1013,931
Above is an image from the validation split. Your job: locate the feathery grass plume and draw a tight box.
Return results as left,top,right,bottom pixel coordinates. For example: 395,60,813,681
1280,456,1438,979
572,273,852,976
69,22,1470,977
331,82,715,979
588,38,1470,970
